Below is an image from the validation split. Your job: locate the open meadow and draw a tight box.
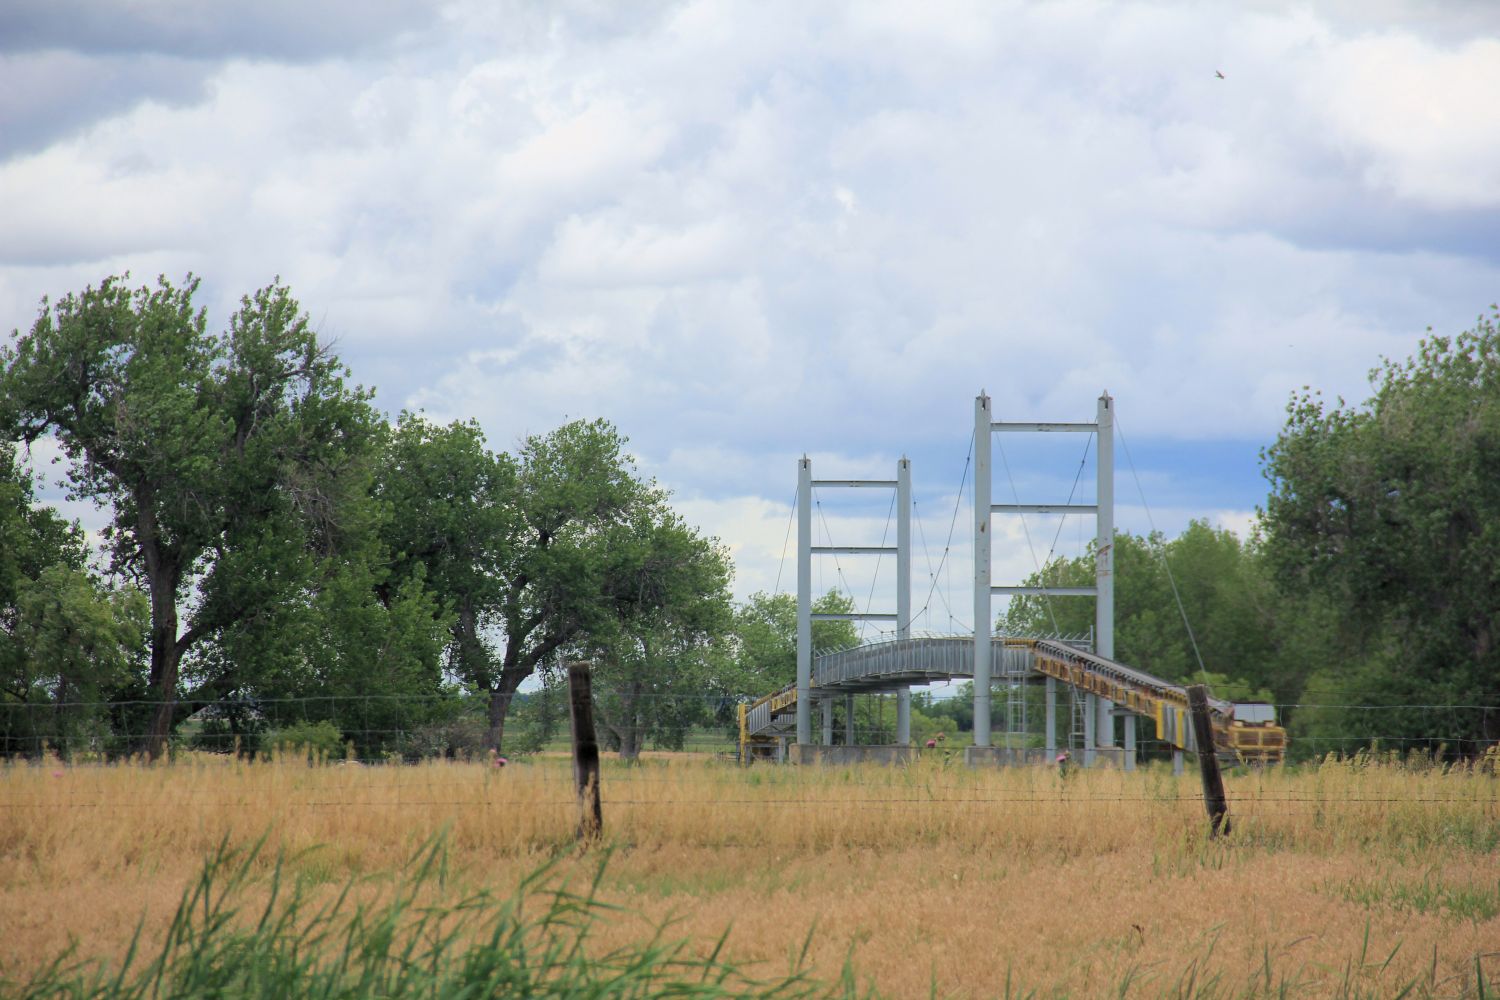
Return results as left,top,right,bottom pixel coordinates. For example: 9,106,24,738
2,752,1498,998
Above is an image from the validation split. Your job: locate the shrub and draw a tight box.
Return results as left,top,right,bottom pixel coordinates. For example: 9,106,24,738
263,720,346,762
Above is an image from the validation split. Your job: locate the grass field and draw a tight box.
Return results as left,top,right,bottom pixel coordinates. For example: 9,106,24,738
2,750,1498,997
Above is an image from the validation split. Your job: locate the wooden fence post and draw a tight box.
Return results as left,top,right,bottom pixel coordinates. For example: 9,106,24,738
1187,684,1231,838
567,661,603,844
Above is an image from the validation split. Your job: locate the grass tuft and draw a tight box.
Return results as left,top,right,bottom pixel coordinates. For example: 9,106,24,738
12,834,865,999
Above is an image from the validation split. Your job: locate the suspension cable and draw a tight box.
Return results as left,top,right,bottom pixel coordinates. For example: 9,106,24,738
862,489,898,637
814,492,860,619
914,499,965,631
994,430,1060,635
771,486,798,596
916,429,973,629
1043,433,1093,569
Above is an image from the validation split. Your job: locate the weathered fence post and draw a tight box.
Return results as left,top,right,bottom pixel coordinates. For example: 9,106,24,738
1187,684,1231,838
567,661,603,844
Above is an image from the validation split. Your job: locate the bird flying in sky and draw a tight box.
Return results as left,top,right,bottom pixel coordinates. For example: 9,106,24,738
1215,70,1225,79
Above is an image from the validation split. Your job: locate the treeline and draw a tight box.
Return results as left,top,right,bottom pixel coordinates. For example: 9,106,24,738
4,276,1497,760
0,274,862,760
1005,307,1500,757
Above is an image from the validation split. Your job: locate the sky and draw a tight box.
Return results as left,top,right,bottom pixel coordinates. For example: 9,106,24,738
3,0,1499,643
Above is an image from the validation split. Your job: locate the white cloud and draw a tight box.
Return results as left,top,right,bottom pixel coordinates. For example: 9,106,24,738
4,0,1499,614
1314,35,1500,209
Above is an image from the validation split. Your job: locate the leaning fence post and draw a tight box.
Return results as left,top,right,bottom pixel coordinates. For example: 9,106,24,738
1187,684,1231,838
567,661,603,844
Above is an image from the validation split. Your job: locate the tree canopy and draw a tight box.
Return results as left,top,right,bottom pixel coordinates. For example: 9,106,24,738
5,272,1496,763
0,275,410,756
1262,308,1500,752
999,522,1308,703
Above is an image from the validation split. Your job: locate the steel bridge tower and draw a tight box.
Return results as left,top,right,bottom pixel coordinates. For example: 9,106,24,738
794,457,912,753
968,391,1135,769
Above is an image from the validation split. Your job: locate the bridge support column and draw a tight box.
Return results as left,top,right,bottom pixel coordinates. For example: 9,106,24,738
973,392,993,748
1123,714,1136,771
896,456,912,748
844,694,856,745
796,457,812,746
821,698,833,746
1044,677,1057,757
1083,694,1097,767
1096,697,1115,754
1094,392,1115,765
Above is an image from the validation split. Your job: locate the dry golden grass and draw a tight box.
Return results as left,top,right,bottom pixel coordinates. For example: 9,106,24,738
2,750,1498,997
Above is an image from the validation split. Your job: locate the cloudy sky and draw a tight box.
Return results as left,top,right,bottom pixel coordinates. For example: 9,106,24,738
3,0,1498,638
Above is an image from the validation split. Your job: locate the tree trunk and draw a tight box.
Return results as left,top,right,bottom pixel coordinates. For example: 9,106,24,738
143,565,182,760
617,679,643,761
485,674,525,751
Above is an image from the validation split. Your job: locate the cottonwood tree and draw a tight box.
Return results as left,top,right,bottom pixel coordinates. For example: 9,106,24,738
379,416,653,750
731,590,861,695
580,500,735,759
0,442,88,704
1,275,381,756
997,523,1323,705
1263,308,1500,752
378,413,513,696
479,420,656,749
1,443,147,753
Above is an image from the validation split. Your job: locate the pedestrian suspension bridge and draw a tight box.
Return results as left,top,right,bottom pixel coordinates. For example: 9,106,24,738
737,392,1287,769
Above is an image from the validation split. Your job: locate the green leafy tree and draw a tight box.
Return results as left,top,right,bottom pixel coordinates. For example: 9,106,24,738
1,275,382,756
731,590,861,695
1263,308,1500,752
468,419,648,750
371,415,709,753
2,442,88,703
188,428,453,758
583,500,736,759
377,413,513,696
1,443,149,753
13,565,149,753
998,523,1316,705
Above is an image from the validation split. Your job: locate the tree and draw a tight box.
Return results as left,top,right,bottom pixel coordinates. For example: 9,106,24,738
430,418,648,751
998,522,1318,704
11,565,148,752
377,413,513,696
1,443,149,754
583,499,735,759
1263,308,1500,753
731,590,862,695
1,442,88,705
1,275,381,756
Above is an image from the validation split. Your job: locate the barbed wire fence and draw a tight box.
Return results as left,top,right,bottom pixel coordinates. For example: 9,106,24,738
3,692,1498,764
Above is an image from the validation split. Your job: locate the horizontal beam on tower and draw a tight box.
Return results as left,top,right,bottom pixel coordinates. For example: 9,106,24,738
811,479,898,488
991,586,1098,597
991,503,1099,514
992,422,1097,433
811,545,898,554
812,612,899,621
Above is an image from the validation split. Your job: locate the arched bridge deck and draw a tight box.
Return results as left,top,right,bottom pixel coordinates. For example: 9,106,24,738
740,635,1284,761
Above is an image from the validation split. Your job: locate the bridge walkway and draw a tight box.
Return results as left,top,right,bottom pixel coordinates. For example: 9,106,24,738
738,635,1285,763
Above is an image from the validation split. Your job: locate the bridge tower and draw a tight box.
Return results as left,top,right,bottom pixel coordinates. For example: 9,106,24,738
795,457,912,752
969,391,1133,769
